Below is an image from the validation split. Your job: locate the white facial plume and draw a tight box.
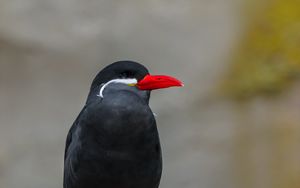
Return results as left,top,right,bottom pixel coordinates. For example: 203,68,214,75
97,78,138,98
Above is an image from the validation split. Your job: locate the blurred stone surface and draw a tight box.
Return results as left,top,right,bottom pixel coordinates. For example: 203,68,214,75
0,1,239,188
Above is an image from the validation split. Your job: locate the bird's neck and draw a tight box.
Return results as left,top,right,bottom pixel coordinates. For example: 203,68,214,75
86,83,151,105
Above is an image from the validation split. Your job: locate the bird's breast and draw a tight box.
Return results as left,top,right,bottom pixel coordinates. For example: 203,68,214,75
80,90,157,152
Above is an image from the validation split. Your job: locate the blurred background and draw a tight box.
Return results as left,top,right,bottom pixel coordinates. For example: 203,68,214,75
1,0,300,188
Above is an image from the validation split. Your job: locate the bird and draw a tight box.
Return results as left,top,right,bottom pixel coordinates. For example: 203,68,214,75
63,61,183,188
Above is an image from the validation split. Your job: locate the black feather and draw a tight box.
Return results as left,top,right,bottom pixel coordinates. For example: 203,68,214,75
64,61,162,188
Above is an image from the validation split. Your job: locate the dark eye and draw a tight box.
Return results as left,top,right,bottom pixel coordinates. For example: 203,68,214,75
120,71,133,78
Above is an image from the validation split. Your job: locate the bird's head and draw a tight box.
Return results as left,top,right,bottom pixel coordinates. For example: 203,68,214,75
87,61,183,102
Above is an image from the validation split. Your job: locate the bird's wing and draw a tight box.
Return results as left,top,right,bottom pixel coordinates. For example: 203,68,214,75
64,127,74,160
64,106,86,160
64,106,89,188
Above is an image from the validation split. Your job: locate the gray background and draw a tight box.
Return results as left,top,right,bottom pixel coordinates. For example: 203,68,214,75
0,1,242,188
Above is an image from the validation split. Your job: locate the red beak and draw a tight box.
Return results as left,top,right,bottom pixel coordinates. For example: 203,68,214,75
137,74,184,90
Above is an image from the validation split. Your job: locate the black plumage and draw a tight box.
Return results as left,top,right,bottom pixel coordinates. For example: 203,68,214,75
64,61,162,188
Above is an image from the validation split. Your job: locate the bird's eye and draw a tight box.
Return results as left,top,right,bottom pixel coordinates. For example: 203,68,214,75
119,73,127,78
120,71,133,78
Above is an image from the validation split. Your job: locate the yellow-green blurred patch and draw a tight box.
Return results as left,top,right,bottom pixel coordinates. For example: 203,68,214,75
221,0,300,101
